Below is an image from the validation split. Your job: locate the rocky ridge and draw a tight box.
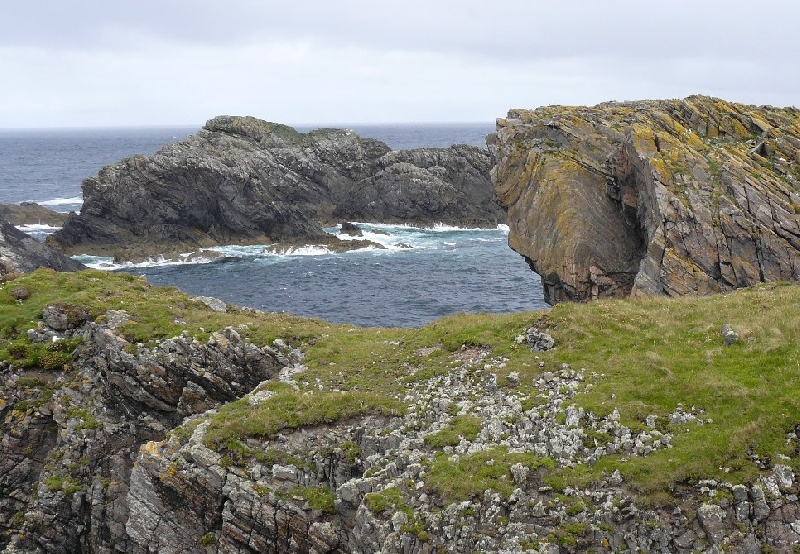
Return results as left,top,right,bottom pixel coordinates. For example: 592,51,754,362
48,117,503,262
490,95,800,303
2,288,799,553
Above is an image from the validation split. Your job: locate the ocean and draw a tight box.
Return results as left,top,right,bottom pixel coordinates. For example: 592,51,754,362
0,123,547,327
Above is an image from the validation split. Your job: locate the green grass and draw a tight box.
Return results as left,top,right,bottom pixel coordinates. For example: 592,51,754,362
203,386,405,449
423,415,483,448
426,447,556,503
532,282,800,492
1,270,798,502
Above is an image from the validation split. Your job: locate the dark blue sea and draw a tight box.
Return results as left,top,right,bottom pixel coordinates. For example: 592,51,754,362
0,123,547,327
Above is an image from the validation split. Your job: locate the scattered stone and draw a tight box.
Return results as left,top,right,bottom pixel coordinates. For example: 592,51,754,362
194,295,227,313
721,323,739,345
525,327,554,352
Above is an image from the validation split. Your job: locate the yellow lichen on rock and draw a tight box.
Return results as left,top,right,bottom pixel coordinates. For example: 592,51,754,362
490,95,800,304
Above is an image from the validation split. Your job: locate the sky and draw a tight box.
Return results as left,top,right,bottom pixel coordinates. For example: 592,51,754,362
1,0,799,128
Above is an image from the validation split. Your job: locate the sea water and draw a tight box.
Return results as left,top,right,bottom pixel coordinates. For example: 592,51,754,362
0,124,547,327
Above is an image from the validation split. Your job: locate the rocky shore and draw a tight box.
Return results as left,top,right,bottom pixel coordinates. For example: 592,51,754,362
47,117,504,262
490,95,800,303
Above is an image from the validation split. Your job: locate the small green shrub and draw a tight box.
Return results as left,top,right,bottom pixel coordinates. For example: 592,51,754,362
197,533,216,546
295,486,335,513
40,350,71,370
7,343,28,359
45,475,81,496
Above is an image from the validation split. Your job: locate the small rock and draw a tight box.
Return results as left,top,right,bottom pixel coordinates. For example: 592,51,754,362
195,296,227,313
340,222,363,237
721,324,738,345
525,327,554,352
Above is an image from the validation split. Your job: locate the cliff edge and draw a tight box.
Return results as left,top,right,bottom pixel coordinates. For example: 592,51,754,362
490,95,800,304
1,270,798,553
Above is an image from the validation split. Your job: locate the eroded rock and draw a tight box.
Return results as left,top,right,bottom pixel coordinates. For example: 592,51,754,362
491,95,800,304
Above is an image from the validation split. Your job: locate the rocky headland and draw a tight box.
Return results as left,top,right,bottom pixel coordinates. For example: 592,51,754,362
490,95,800,304
2,97,800,553
47,117,503,262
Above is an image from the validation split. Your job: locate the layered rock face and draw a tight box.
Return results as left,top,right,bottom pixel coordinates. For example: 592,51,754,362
48,117,503,260
490,95,800,303
0,220,84,278
0,304,284,553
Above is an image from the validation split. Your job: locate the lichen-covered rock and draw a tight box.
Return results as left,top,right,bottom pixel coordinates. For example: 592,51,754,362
490,95,800,304
48,116,503,261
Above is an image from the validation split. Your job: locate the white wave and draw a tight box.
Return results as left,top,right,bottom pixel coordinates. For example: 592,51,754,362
73,252,221,271
15,223,61,232
266,245,333,256
213,244,270,258
34,196,83,207
497,223,510,233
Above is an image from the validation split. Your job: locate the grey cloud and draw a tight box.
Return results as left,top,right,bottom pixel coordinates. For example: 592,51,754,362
5,0,799,63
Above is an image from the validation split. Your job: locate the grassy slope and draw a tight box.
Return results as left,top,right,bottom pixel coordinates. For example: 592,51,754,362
1,269,798,499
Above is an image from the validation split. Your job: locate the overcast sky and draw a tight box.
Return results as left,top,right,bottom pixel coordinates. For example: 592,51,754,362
2,0,798,128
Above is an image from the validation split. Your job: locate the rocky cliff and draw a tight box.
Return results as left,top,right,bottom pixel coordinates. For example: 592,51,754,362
0,219,83,278
48,117,503,261
490,95,800,304
1,269,799,553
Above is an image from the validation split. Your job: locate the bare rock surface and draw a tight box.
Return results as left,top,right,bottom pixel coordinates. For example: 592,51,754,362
490,95,800,303
0,219,84,278
48,117,503,261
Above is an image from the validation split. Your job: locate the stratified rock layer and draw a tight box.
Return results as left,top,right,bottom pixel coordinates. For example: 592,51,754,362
48,117,503,260
490,95,800,304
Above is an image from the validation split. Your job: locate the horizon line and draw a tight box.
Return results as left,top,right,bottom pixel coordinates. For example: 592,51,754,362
0,120,497,132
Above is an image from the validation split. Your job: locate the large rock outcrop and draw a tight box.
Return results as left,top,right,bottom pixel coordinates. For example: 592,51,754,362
48,117,503,260
4,302,800,553
0,305,285,553
0,219,83,278
490,95,800,304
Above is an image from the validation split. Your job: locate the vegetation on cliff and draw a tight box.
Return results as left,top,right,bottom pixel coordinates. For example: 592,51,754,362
2,270,797,503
